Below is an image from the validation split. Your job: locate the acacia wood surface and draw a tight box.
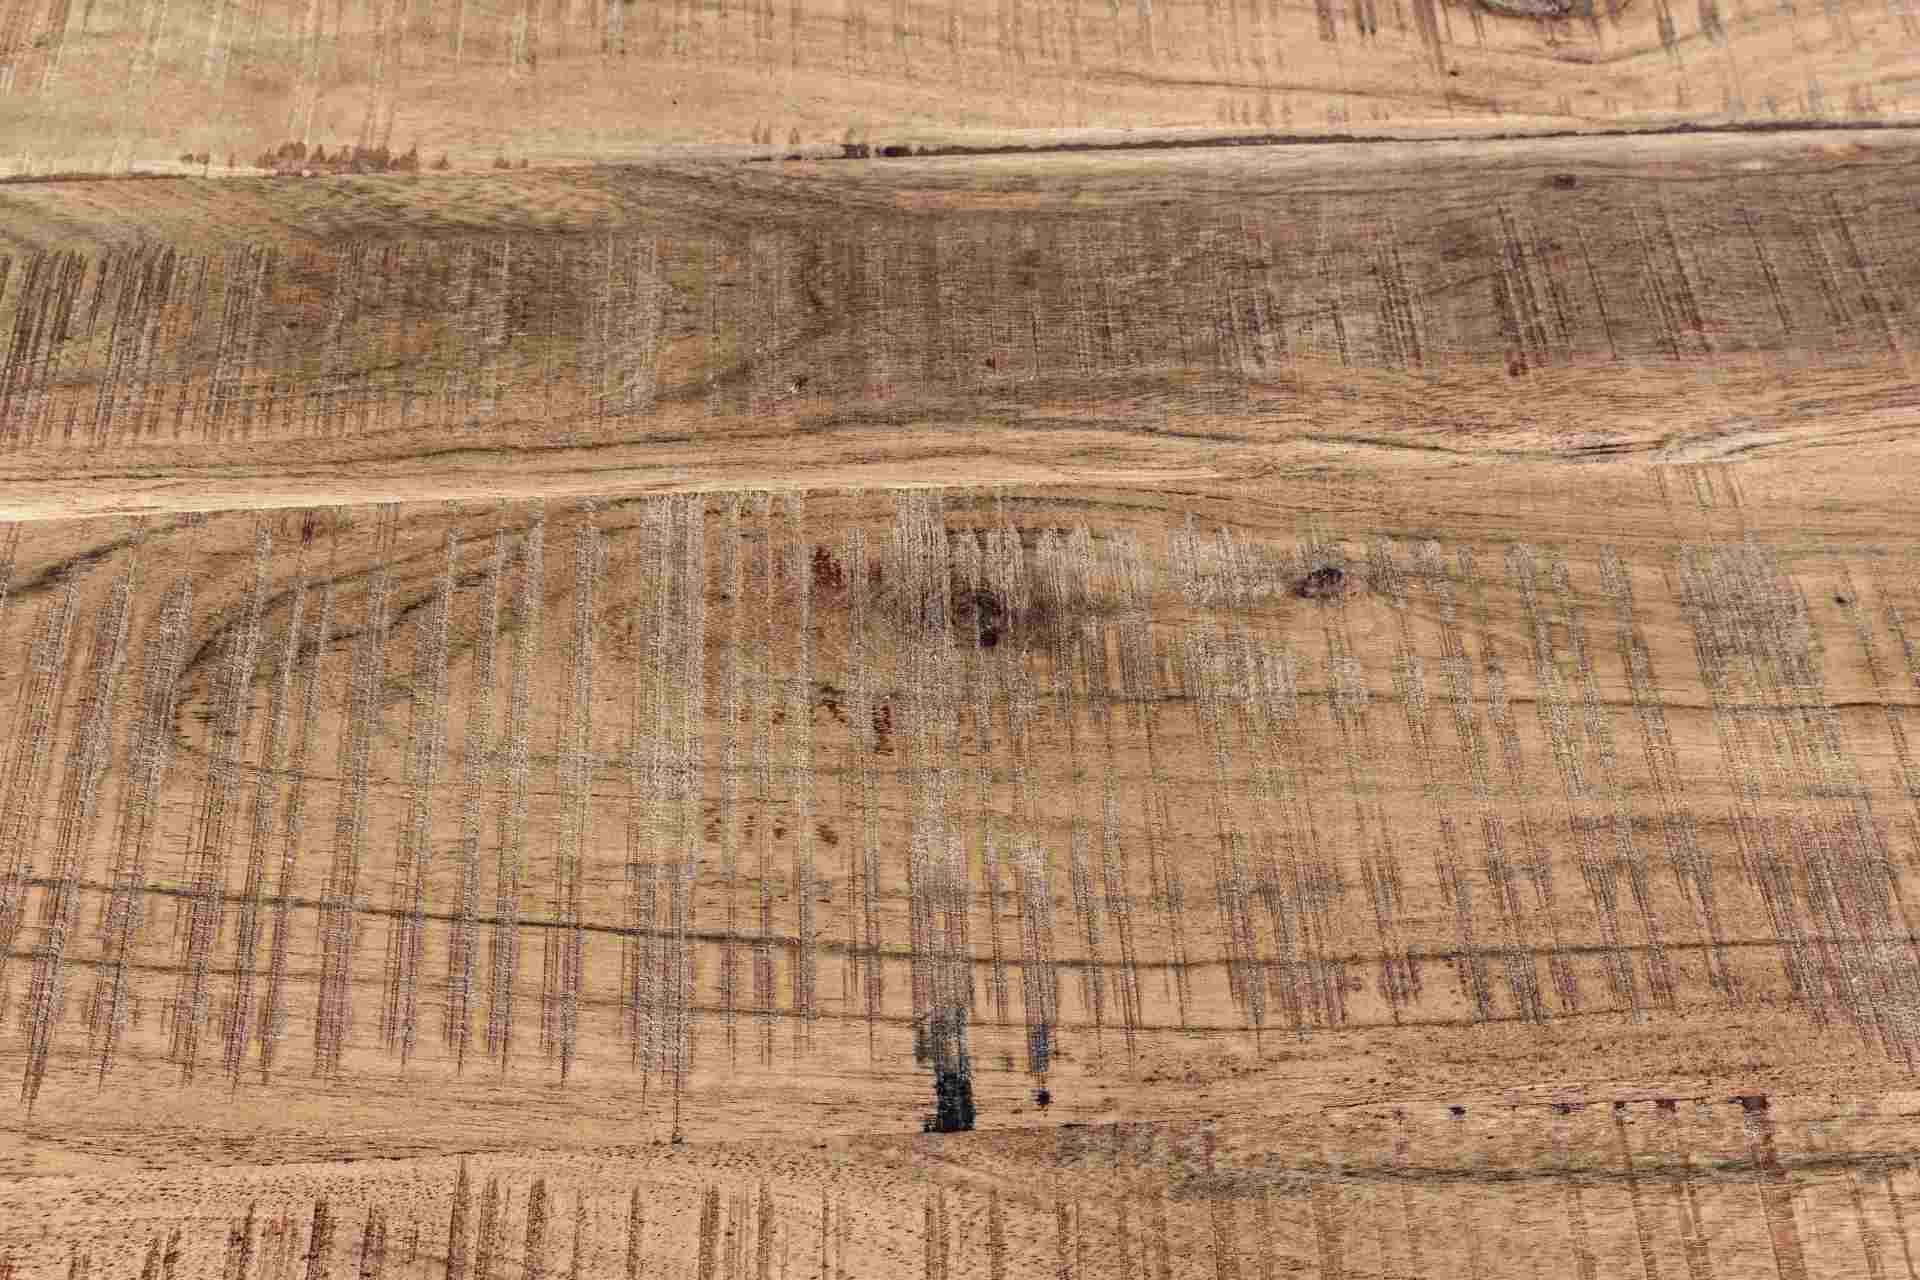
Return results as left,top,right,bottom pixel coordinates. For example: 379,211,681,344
1,131,1919,519
1,0,1915,175
0,469,1918,1275
2,17,1919,1279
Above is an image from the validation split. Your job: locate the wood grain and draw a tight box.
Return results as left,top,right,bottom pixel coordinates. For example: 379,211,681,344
0,131,1918,520
5,10,1920,1275
0,0,1917,176
1,469,1919,1272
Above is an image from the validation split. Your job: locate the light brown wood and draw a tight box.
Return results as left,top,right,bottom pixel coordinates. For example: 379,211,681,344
2,0,1918,175
5,13,1920,1279
3,459,1920,1272
4,131,1920,520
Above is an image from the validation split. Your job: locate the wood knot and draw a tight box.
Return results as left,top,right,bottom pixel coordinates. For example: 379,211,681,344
1294,566,1348,601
